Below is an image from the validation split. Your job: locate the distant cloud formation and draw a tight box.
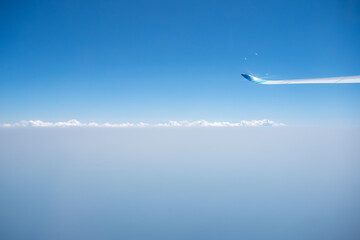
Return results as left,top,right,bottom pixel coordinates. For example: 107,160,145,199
1,119,285,128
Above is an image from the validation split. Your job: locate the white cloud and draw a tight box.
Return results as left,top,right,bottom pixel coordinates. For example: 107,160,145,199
1,119,285,128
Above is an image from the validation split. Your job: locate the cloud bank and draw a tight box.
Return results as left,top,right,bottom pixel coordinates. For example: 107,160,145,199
1,119,285,128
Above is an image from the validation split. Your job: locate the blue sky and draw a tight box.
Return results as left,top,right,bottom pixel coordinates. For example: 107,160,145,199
1,0,360,125
1,2,360,239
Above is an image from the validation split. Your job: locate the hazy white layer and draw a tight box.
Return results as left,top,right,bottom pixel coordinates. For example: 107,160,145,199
2,119,285,128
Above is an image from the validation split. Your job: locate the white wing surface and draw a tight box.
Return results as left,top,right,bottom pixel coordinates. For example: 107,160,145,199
242,74,360,84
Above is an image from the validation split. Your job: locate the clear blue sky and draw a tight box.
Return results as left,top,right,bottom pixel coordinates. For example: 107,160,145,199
1,0,360,125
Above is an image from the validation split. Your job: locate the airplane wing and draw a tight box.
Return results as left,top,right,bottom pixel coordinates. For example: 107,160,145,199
242,74,360,84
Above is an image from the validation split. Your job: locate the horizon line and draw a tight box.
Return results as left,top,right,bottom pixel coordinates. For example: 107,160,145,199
1,119,285,128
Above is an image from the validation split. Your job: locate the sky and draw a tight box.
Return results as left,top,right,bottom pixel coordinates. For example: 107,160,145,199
1,0,360,126
1,1,360,239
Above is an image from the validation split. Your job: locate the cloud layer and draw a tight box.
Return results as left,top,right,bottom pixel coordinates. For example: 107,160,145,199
1,119,285,128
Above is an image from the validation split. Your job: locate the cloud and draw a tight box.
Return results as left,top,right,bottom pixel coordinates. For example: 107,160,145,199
1,119,285,128
155,119,285,127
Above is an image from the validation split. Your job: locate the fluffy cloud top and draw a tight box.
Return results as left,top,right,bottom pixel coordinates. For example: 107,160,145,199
1,119,285,128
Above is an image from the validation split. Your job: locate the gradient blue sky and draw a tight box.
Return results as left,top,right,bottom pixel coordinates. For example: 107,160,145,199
1,0,360,125
1,2,360,239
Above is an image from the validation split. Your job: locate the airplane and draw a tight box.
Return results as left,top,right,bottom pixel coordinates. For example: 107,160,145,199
242,74,360,84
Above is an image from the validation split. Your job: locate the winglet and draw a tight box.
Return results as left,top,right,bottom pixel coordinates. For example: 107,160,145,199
241,74,266,84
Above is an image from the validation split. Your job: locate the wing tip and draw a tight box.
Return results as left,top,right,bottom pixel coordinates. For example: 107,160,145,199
242,74,264,84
